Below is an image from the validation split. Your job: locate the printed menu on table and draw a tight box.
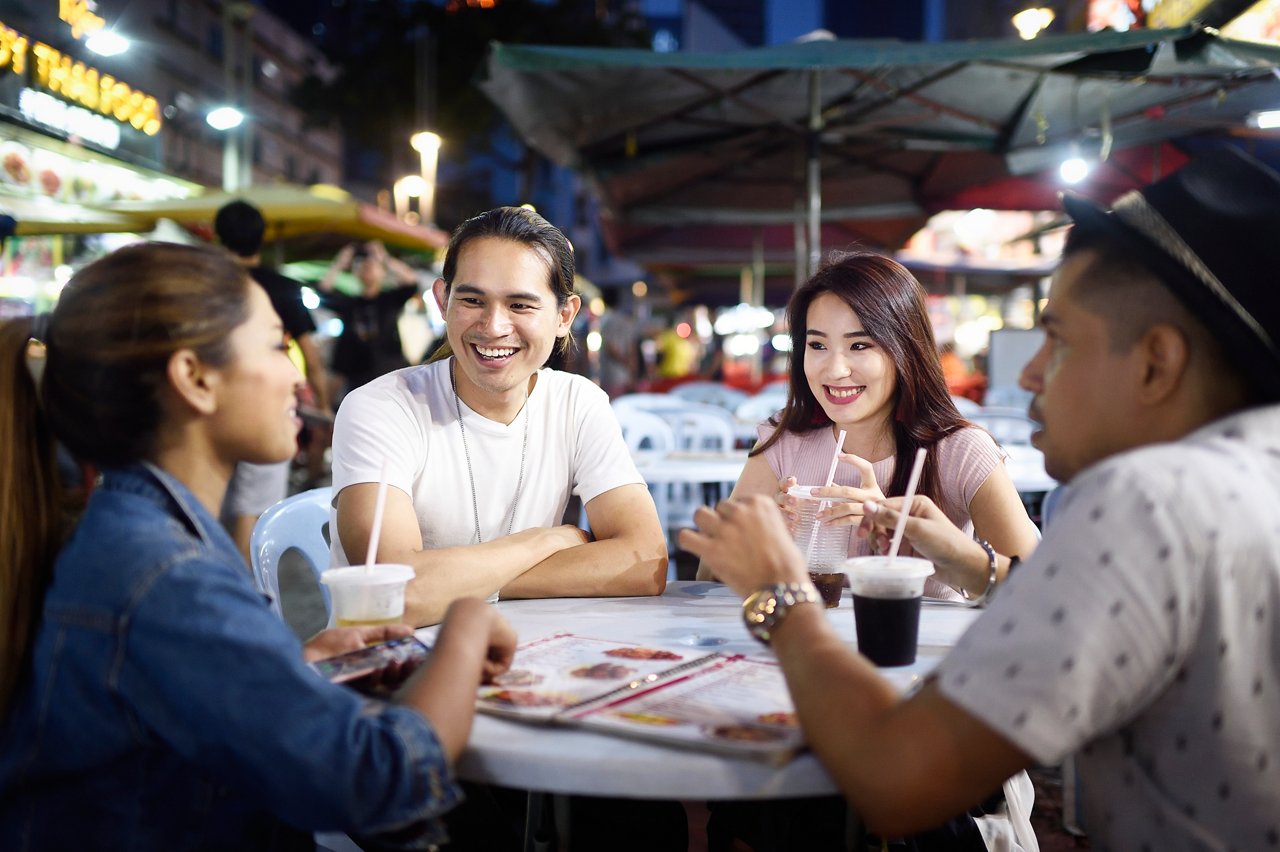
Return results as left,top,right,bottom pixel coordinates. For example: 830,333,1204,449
476,633,804,764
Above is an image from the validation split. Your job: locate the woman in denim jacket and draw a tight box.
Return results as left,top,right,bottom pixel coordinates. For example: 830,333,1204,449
0,243,516,851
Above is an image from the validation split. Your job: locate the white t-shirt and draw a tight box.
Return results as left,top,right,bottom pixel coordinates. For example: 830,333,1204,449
329,359,644,566
936,404,1280,851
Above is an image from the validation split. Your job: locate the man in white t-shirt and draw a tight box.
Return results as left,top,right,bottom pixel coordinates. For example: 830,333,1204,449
331,207,667,626
681,149,1280,850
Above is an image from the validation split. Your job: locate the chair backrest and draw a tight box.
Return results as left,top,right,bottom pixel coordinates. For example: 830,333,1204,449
734,391,786,426
657,402,737,452
250,487,333,623
949,395,982,416
668,382,749,411
610,392,687,415
613,406,677,453
970,411,1038,446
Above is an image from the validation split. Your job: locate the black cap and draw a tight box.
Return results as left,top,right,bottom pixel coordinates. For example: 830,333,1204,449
1063,147,1280,402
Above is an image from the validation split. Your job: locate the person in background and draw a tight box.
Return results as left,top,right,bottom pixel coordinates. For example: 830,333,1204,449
698,252,1039,601
330,207,667,628
319,239,421,398
597,288,639,397
682,150,1280,851
0,242,516,850
214,199,332,562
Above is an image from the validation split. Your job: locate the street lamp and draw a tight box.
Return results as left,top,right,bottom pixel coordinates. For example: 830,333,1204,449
85,29,129,56
410,131,441,225
394,174,429,223
206,106,245,131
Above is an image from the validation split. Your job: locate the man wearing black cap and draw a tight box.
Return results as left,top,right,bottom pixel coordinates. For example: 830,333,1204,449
682,149,1280,850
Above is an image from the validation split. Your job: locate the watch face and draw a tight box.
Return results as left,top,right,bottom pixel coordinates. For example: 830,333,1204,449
743,583,820,645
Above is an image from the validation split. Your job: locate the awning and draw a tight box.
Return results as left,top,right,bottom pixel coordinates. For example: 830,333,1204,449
1,192,150,236
106,183,449,253
481,27,1280,273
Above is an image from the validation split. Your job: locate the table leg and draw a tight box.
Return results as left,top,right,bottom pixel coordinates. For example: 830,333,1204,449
523,790,556,852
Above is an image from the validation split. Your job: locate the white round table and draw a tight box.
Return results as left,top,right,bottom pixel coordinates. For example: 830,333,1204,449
424,581,980,800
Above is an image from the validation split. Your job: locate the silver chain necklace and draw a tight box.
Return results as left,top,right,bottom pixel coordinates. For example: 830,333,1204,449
451,359,530,544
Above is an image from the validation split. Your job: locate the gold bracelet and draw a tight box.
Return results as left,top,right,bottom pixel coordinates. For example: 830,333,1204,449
961,539,998,607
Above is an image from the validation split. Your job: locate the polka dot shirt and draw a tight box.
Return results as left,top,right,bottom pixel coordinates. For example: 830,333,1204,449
936,405,1280,852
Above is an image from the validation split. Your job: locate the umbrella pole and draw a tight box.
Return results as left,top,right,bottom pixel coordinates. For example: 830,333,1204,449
807,70,823,279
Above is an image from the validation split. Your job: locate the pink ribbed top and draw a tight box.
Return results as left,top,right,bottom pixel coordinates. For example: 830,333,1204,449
756,423,1004,600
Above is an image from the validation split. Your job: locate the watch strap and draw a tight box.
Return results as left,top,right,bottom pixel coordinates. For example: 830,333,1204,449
743,581,821,645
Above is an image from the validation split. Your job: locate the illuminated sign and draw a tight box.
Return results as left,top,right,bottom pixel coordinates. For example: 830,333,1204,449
19,87,121,149
59,0,105,40
0,19,161,137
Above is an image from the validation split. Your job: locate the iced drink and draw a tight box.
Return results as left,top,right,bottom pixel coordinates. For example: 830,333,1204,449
788,486,850,608
845,556,933,666
321,564,415,627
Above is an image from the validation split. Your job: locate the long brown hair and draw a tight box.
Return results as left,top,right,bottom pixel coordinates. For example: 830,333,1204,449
0,243,250,716
753,251,967,502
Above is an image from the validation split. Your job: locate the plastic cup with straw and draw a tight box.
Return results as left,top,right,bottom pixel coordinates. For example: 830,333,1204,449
845,446,934,665
804,429,847,564
321,459,415,627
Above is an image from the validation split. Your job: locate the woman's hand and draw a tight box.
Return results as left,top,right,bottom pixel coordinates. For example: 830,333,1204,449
812,452,886,527
302,623,415,663
774,475,799,532
856,496,975,569
436,597,517,685
679,496,807,598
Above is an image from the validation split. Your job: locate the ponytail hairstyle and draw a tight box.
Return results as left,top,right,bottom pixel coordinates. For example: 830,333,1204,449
0,242,251,716
0,320,64,718
753,251,968,503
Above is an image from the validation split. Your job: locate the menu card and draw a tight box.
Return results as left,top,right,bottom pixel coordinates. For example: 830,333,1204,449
476,633,804,764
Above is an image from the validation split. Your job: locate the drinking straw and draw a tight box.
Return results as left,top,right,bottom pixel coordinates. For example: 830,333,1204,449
885,447,927,568
364,459,391,572
805,430,847,564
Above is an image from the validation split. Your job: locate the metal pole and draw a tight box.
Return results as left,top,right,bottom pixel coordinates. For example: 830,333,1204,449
221,4,238,192
238,5,254,189
752,226,766,384
793,199,806,290
806,70,822,279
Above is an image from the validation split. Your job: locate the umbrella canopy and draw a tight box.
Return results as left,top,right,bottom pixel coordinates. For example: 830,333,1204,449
1,193,151,236
481,27,1280,270
105,184,448,253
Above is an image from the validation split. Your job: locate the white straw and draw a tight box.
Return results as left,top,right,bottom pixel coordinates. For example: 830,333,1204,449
805,430,847,565
885,447,927,568
364,459,391,573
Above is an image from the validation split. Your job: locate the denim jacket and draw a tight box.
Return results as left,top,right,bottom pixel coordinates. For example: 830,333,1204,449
0,463,459,851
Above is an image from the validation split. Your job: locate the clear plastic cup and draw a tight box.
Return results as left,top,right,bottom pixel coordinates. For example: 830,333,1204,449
843,556,934,666
320,564,415,627
788,485,850,608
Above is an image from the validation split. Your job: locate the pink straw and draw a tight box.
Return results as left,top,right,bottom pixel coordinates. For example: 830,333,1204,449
885,448,927,568
364,459,391,572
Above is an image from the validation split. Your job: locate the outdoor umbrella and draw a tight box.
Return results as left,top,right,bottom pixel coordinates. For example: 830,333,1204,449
480,26,1280,277
105,183,449,253
1,193,151,236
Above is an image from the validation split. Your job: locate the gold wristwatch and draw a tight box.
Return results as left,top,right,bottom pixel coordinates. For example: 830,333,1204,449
742,582,821,646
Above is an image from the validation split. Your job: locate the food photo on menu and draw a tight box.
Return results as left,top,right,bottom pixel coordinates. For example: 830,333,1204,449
475,633,806,763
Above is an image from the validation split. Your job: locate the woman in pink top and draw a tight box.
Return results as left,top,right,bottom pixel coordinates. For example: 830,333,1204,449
699,252,1039,601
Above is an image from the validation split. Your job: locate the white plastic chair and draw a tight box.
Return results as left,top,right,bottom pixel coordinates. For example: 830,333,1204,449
659,402,737,452
668,381,749,411
970,411,1038,446
614,407,677,453
250,486,333,624
610,393,687,415
950,394,982,416
734,390,787,426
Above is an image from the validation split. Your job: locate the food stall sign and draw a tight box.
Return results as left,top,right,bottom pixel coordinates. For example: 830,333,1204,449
0,19,162,144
